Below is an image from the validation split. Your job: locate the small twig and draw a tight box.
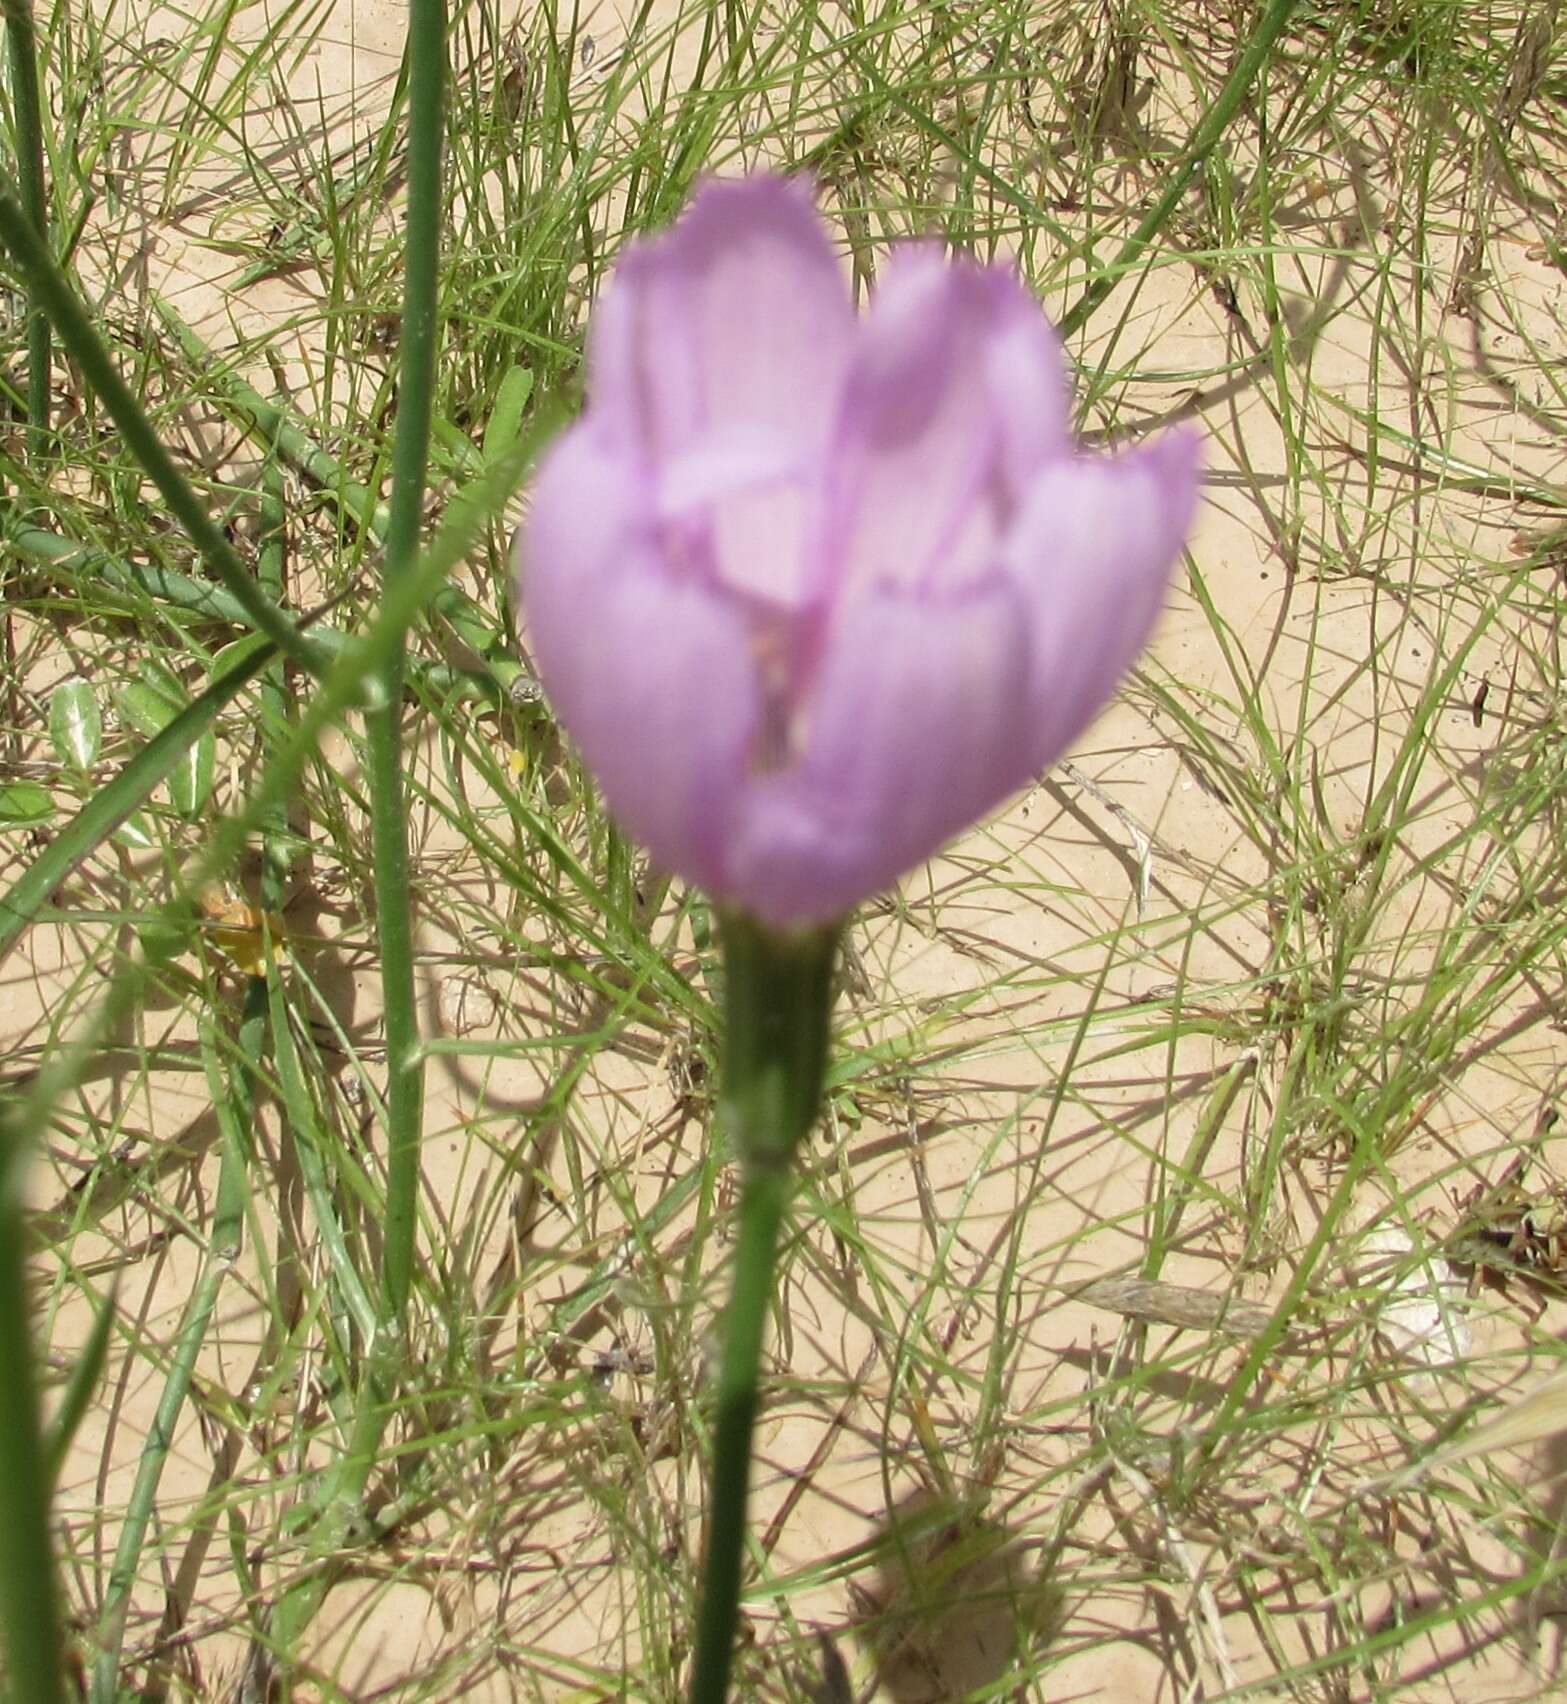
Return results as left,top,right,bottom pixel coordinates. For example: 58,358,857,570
1111,1450,1240,1696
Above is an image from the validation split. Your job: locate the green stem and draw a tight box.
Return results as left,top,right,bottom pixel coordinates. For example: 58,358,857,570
0,1139,67,1704
2,0,48,441
268,10,445,1684
1058,0,1300,340
256,422,293,904
152,297,391,541
369,0,444,1332
11,526,516,703
90,1025,252,1702
688,1159,790,1704
713,912,839,1170
151,303,532,702
688,913,840,1704
0,180,323,674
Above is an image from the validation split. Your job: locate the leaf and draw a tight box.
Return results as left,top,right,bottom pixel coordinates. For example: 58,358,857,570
48,678,101,771
167,728,216,819
199,886,287,976
482,365,535,464
117,680,179,739
117,664,213,817
0,781,53,828
110,811,157,852
43,1280,118,1487
0,638,274,968
136,915,185,965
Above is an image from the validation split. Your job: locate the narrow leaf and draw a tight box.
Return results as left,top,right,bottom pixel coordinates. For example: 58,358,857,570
43,1282,118,1487
0,782,53,828
110,811,157,852
48,679,101,771
168,729,216,819
0,637,274,966
482,365,534,464
117,681,178,740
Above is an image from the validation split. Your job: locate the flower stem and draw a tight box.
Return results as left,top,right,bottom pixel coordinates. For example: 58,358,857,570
688,913,840,1704
688,1155,790,1704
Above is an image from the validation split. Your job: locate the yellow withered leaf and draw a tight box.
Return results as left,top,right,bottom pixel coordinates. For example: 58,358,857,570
198,885,288,977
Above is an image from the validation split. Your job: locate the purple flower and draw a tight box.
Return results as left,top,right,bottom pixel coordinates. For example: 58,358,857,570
517,175,1200,929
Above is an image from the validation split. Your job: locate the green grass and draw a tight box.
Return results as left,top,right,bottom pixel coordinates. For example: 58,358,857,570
3,0,1567,1697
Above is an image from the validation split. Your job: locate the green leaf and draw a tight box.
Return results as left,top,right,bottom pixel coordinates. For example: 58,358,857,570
116,664,215,817
430,414,480,474
136,915,185,965
110,811,157,852
43,1281,118,1487
0,638,274,967
167,729,216,819
0,782,53,828
117,677,180,739
48,679,101,771
482,365,535,464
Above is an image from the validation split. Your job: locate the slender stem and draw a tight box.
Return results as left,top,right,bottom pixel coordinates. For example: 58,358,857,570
2,0,49,441
0,182,323,672
688,1158,790,1704
1058,0,1300,340
153,297,391,541
11,526,515,702
268,11,445,1684
90,1027,251,1702
0,1139,67,1704
256,420,294,907
152,301,533,703
713,912,839,1170
688,913,840,1703
370,0,444,1331
88,448,293,1700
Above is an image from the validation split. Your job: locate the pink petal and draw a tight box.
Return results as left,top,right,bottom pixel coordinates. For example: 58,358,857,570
725,579,1034,925
822,246,1071,603
517,427,761,891
587,175,856,609
1005,429,1202,772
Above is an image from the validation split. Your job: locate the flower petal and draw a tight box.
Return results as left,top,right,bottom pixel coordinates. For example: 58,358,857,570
517,427,761,891
587,175,856,609
590,174,852,452
1005,428,1202,773
725,580,1034,925
823,247,1071,602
